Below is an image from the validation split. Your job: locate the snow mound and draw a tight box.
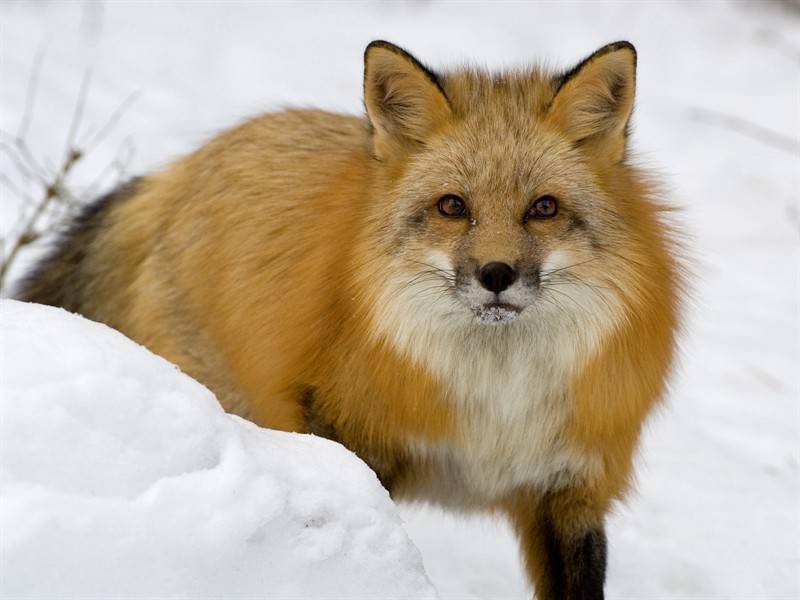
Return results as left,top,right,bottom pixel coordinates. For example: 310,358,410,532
0,300,436,599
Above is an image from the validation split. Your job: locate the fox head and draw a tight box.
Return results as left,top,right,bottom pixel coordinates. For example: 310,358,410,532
360,40,673,365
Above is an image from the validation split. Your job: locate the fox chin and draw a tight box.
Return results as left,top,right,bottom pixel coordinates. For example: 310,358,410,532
18,39,683,600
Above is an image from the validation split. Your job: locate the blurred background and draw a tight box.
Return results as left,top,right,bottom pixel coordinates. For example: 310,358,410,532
1,1,798,597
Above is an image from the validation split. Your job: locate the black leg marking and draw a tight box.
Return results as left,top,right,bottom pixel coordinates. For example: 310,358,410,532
542,520,567,600
563,528,607,599
541,521,606,600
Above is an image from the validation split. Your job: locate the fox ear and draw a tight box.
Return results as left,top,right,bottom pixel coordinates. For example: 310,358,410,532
364,41,451,153
548,41,637,162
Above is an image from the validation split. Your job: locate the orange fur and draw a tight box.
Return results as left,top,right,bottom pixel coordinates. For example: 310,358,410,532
19,41,683,599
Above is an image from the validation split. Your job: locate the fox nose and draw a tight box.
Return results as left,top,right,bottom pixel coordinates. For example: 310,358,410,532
478,262,517,293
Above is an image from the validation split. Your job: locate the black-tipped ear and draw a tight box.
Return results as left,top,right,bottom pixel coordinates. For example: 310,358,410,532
548,41,637,161
363,40,451,153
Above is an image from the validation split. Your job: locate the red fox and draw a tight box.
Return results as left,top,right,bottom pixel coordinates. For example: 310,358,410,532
19,40,682,599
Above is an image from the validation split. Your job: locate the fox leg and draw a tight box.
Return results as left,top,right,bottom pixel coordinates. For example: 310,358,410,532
506,488,608,600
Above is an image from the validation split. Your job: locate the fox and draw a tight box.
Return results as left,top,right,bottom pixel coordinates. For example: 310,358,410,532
18,40,682,599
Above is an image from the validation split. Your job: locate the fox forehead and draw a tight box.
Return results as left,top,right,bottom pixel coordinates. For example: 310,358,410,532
396,126,600,235
441,67,558,120
395,69,598,213
418,126,585,212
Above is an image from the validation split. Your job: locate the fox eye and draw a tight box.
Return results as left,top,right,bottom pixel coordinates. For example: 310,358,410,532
437,194,467,217
527,195,559,220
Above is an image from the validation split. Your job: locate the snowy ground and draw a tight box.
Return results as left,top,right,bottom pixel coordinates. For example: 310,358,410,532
1,301,435,600
1,1,798,598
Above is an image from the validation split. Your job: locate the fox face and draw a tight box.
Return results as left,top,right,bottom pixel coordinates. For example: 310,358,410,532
364,42,638,348
384,114,609,327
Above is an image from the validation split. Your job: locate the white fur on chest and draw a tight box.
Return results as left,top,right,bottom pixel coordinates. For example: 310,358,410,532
370,251,619,504
407,331,601,504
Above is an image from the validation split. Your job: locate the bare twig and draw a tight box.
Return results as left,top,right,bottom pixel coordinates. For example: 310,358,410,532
80,135,136,202
0,139,47,185
1,55,137,293
63,72,91,163
688,107,800,155
0,173,33,204
1,149,83,292
80,90,140,153
0,134,49,183
0,180,61,289
17,46,46,141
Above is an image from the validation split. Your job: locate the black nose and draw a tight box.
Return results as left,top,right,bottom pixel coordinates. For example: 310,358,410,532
478,262,517,293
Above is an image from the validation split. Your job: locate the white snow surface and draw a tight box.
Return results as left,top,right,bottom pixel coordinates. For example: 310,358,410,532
0,300,436,599
1,2,799,599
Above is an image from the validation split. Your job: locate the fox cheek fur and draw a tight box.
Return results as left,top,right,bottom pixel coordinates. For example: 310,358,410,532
18,39,682,600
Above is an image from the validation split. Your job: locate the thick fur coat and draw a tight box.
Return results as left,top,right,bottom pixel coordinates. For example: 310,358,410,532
19,41,682,599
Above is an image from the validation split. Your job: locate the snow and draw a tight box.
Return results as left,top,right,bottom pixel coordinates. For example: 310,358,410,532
0,300,436,599
1,1,799,599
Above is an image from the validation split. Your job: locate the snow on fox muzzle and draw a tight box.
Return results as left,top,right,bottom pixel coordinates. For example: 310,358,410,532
475,303,521,324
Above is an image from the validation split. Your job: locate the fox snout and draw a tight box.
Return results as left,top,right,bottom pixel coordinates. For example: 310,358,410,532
453,259,542,324
478,262,517,293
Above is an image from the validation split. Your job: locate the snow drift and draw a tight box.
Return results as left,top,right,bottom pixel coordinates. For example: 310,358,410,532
0,300,436,599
